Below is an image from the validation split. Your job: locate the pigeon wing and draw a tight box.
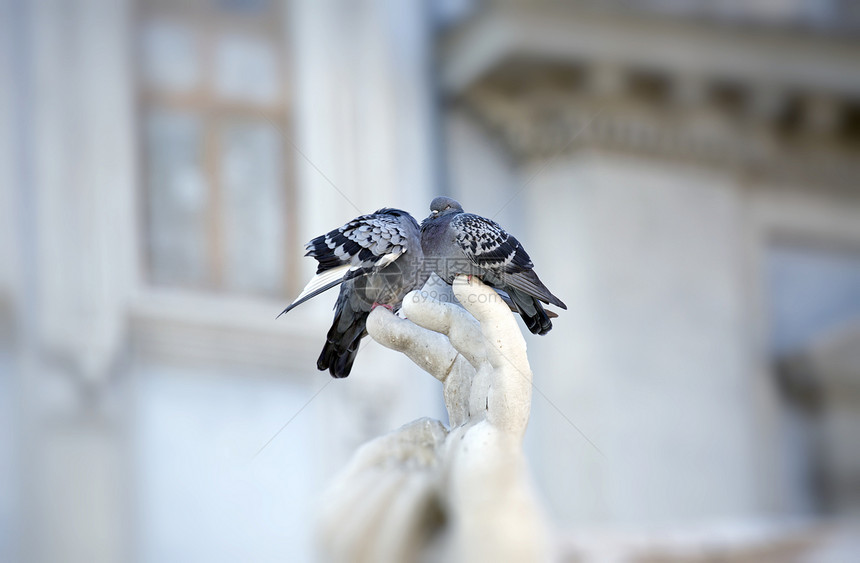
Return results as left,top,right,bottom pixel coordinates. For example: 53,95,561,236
451,213,534,274
306,209,411,274
279,209,413,317
451,213,566,309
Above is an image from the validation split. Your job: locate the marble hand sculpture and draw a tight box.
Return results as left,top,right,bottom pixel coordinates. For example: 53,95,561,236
316,275,549,563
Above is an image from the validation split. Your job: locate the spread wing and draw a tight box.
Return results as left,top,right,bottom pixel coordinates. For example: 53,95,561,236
278,209,415,317
307,209,412,274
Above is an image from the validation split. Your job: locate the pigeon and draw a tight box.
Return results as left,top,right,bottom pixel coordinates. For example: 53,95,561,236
279,208,425,378
420,196,566,335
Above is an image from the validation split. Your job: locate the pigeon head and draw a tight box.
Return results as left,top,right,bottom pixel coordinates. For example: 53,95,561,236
428,196,463,217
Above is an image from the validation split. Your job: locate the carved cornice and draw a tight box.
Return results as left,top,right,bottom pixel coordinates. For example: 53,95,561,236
442,7,860,192
454,62,860,192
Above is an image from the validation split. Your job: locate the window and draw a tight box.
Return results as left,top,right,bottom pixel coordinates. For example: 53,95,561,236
138,0,294,297
767,242,860,515
768,243,860,356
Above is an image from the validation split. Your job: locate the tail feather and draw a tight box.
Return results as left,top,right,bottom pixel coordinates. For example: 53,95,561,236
505,270,567,310
333,336,362,378
506,287,553,336
317,309,369,378
496,289,558,319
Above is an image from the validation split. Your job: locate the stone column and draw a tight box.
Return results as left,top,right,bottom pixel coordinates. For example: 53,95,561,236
523,152,760,525
7,0,137,561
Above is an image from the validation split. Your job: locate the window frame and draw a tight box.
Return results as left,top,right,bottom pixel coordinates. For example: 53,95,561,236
135,0,298,298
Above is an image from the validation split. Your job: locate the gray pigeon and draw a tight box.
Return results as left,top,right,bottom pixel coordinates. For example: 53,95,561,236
278,208,425,378
420,197,566,335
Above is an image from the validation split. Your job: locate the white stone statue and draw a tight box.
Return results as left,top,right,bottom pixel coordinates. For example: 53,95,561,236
316,275,550,563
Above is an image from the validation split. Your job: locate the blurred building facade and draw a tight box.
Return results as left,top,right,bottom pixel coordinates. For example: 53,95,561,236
2,1,441,561
2,0,859,561
440,1,860,557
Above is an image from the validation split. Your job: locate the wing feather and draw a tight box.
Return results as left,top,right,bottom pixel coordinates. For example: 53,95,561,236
279,209,416,317
306,209,413,274
451,213,567,310
451,213,533,273
503,270,568,309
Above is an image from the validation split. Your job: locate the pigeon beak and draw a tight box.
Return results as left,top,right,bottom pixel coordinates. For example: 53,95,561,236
431,210,438,215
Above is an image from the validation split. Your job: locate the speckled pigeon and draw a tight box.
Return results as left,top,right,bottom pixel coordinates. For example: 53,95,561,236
278,208,425,378
420,196,566,335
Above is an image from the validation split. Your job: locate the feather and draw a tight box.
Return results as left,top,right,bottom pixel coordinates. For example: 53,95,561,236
276,264,351,318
